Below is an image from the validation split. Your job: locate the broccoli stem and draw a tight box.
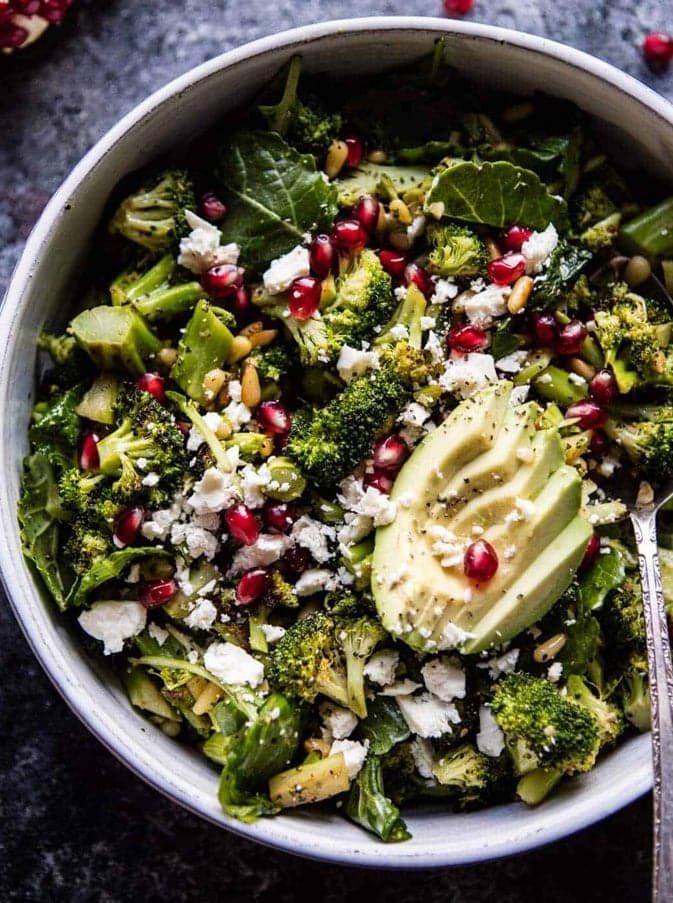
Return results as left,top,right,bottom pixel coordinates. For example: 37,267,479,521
533,366,588,406
166,390,233,472
133,282,204,322
267,54,302,136
516,768,562,805
619,197,673,260
119,254,176,303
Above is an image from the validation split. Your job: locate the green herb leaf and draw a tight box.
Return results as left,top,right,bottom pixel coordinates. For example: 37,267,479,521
532,241,593,308
69,546,170,608
216,131,337,274
424,160,569,231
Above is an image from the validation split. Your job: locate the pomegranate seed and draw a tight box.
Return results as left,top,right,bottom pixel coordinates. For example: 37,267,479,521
343,135,364,168
0,23,27,47
309,234,334,277
352,195,380,234
589,368,618,406
487,253,527,286
581,533,601,570
283,545,312,575
443,0,474,14
200,264,244,299
256,400,292,434
378,250,408,279
288,276,321,320
225,504,260,546
590,429,610,459
447,324,489,353
232,285,252,322
39,0,74,24
264,502,295,533
373,434,409,472
137,372,166,404
363,469,394,494
403,262,434,299
556,320,587,356
464,540,499,581
235,568,271,605
501,225,533,253
79,432,99,472
176,420,191,436
530,311,558,347
139,578,177,609
16,0,40,12
198,192,227,223
331,219,368,253
113,505,145,547
565,400,608,430
642,33,673,73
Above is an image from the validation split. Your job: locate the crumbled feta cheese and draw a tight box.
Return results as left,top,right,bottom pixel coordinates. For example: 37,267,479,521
421,657,466,702
389,323,410,341
430,278,459,304
364,649,399,687
204,642,264,688
439,353,498,400
260,624,286,644
78,600,147,655
398,401,432,430
189,468,238,514
496,350,528,374
420,315,436,330
521,223,558,274
178,210,240,274
410,737,436,780
186,411,229,452
239,462,272,509
230,533,292,574
184,597,217,631
294,568,340,596
141,500,183,541
547,662,564,682
596,453,621,478
509,385,530,406
330,739,369,779
141,471,160,487
379,679,423,697
291,515,335,564
321,703,358,740
223,399,252,431
463,284,509,327
171,522,219,560
476,705,506,757
396,692,461,738
336,345,380,383
148,622,169,646
424,330,446,364
428,524,465,568
515,497,536,519
480,648,520,679
263,245,310,295
437,622,474,651
568,371,587,385
536,372,553,385
187,650,199,664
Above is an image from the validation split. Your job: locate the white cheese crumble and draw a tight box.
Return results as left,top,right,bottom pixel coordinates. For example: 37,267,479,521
521,223,558,274
260,623,286,644
141,471,160,487
177,210,240,275
336,345,380,383
421,658,466,702
170,522,219,560
476,705,506,757
462,284,510,327
148,622,169,646
291,515,335,564
437,622,475,651
389,323,410,341
479,647,520,680
428,524,465,568
547,662,564,682
438,352,498,400
509,385,530,406
230,533,292,575
203,641,264,688
262,245,310,295
321,703,358,740
78,600,147,656
330,739,369,779
430,278,459,304
379,679,423,697
410,737,436,780
364,649,399,687
420,315,437,330
495,350,528,374
184,597,217,631
293,568,340,596
189,467,239,514
396,692,461,738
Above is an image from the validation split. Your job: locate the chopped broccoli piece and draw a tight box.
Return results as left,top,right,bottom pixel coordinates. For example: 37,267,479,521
340,617,388,718
111,253,203,322
431,742,497,803
249,342,295,384
619,666,650,732
69,306,161,376
565,674,624,748
63,517,113,576
604,416,673,483
580,212,622,253
109,168,196,252
38,331,80,368
425,222,488,278
619,197,673,260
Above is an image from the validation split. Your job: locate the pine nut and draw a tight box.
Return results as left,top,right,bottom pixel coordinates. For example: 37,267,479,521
259,435,275,457
568,358,596,381
241,361,261,408
367,149,387,164
161,720,181,738
192,682,223,716
202,368,227,399
248,328,279,349
375,205,390,238
158,346,177,368
388,229,413,252
507,276,535,315
325,139,348,178
389,198,413,225
228,335,252,364
624,255,651,288
533,633,567,663
215,418,233,440
239,320,264,338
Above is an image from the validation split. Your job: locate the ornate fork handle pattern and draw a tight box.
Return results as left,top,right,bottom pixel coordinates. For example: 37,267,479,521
631,511,673,903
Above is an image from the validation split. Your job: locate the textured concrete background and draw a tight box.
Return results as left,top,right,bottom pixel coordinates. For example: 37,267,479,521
1,1,671,901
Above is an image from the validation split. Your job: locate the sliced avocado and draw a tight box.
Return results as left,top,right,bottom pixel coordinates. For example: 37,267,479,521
372,383,591,654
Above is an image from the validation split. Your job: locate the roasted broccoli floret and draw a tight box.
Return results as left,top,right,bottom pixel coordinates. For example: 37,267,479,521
262,569,299,609
63,518,113,575
341,617,388,717
604,416,673,483
425,222,488,278
599,570,647,667
37,331,80,368
109,168,196,252
431,743,497,802
619,665,650,732
491,673,600,777
571,181,618,230
565,674,624,748
249,342,295,384
580,212,621,253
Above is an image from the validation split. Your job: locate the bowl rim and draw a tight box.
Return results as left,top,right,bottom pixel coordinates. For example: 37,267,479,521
1,15,667,868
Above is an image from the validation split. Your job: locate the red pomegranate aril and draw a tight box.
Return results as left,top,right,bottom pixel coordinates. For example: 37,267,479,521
137,372,166,404
344,135,364,168
309,234,334,278
232,285,252,322
373,434,409,472
590,429,610,459
264,503,295,533
256,400,292,434
288,276,322,321
79,432,99,472
139,578,177,609
201,264,244,299
283,545,312,575
363,469,394,494
589,368,618,406
501,225,533,253
0,22,27,47
643,33,673,73
378,249,408,279
236,568,271,605
225,504,260,546
447,324,489,353
39,0,74,24
352,195,380,234
556,320,588,356
404,262,434,299
113,505,145,547
487,252,527,286
581,532,601,570
198,192,227,223
443,0,474,14
331,219,368,252
464,540,499,581
530,311,558,347
565,400,608,430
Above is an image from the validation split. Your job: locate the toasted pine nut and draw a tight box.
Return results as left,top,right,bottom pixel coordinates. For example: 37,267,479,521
507,275,535,315
388,229,413,252
158,346,177,368
215,418,233,440
389,198,413,225
624,255,651,288
367,149,387,164
192,682,223,716
161,720,181,738
249,328,279,349
568,358,596,381
375,205,390,237
259,435,275,457
501,101,535,124
533,633,567,663
427,201,445,220
637,480,655,508
228,335,252,364
239,320,264,338
241,361,262,408
654,349,667,373
325,139,348,179
485,238,502,261
202,368,227,399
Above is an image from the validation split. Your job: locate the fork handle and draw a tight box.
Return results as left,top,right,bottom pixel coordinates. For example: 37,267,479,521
631,511,673,903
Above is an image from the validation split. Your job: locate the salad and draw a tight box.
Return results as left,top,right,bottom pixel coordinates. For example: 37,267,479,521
18,48,673,843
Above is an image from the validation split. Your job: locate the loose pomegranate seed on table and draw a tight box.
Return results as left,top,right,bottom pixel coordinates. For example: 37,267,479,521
201,264,243,299
139,578,177,609
565,400,608,430
352,195,380,234
113,505,145,548
555,320,588,355
235,568,271,605
589,368,618,406
501,225,533,253
343,135,364,168
309,234,334,277
642,33,673,73
225,504,260,546
447,324,489,353
487,252,527,286
198,192,227,223
378,250,408,279
530,311,558,347
331,219,368,253
79,432,100,472
442,0,475,14
464,540,499,581
288,275,321,320
256,400,292,434
137,372,166,404
373,434,409,472
403,262,434,298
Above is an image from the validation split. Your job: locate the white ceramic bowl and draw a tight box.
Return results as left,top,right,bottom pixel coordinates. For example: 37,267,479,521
2,17,673,868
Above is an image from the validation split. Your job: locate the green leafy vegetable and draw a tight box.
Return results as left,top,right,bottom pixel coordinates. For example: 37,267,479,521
345,756,411,843
532,242,593,308
578,547,626,613
69,546,170,608
356,696,410,756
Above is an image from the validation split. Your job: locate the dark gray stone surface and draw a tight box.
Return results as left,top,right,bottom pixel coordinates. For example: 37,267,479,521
1,2,671,901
